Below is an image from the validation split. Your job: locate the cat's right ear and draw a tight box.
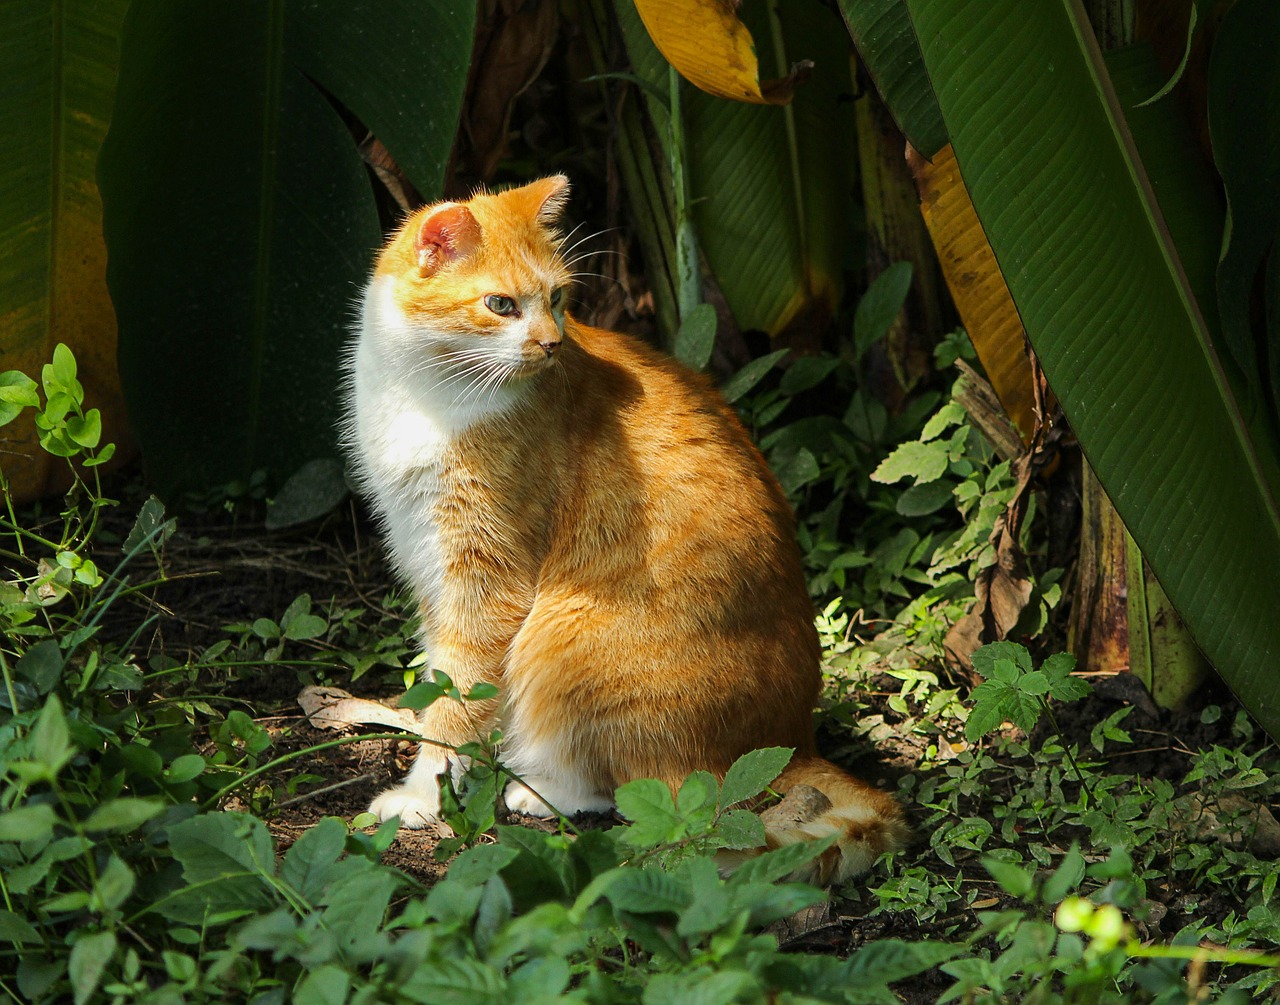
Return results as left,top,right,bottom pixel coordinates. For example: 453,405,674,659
414,204,481,277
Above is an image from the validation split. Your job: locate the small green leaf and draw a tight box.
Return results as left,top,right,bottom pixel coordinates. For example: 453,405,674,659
15,640,63,696
281,814,348,901
604,869,688,915
283,613,327,641
853,261,913,360
780,354,840,396
94,855,136,911
920,400,966,442
50,343,78,391
165,754,207,783
31,695,73,777
1042,844,1086,905
719,747,793,809
508,956,570,997
464,682,499,702
294,964,350,1005
896,479,955,516
265,457,350,530
677,770,719,818
168,812,275,884
69,930,115,1005
964,687,1008,743
615,778,682,847
674,303,717,371
983,856,1035,899
731,834,835,885
720,349,789,404
123,496,174,555
85,798,165,833
1019,671,1050,696
844,938,964,984
0,910,42,944
0,371,39,427
65,408,102,448
775,447,821,494
715,808,765,850
970,642,1033,679
250,618,280,640
870,440,949,485
161,951,197,983
401,680,448,710
82,441,117,467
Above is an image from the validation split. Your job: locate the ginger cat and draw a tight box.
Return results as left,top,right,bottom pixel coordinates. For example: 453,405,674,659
345,176,907,882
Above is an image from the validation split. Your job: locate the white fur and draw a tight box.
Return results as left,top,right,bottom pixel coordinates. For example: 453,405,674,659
345,275,567,826
498,731,614,817
343,276,526,608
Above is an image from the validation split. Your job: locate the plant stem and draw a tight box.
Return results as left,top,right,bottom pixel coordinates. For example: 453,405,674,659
1128,938,1280,968
1040,696,1095,804
0,650,19,717
667,64,700,321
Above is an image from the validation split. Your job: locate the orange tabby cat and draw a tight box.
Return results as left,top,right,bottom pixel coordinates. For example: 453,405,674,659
345,175,907,882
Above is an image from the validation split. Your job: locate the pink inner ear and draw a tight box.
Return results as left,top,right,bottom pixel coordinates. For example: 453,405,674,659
415,204,481,275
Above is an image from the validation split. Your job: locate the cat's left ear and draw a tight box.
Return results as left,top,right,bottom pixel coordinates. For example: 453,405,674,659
415,204,482,277
522,174,571,226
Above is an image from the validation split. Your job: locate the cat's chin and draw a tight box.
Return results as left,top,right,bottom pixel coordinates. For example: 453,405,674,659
511,357,559,379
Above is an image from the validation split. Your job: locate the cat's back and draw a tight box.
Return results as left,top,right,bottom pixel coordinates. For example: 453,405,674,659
549,321,811,620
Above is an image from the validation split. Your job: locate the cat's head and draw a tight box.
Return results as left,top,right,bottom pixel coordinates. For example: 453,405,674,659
363,176,576,386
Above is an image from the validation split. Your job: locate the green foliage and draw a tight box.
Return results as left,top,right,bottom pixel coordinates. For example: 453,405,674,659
898,0,1280,743
965,643,1090,743
730,315,1059,674
7,347,1280,1002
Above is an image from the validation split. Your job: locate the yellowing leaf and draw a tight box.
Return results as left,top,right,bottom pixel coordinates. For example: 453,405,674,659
630,0,810,105
909,144,1037,439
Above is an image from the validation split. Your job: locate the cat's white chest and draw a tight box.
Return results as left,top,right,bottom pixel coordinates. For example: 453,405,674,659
347,275,541,638
347,389,447,611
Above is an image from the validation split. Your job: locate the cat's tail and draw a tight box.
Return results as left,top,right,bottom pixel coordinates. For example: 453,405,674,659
755,757,909,885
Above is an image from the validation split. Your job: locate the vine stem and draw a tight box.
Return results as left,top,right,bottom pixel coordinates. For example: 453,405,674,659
1127,939,1280,969
201,726,582,835
1039,696,1095,805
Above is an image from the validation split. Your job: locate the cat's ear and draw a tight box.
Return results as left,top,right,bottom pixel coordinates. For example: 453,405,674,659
515,175,570,226
414,204,481,277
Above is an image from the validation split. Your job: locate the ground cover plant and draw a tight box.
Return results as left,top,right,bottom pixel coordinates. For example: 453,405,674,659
3,346,1279,1003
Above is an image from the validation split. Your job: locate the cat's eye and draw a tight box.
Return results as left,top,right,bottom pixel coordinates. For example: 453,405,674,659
550,287,566,309
484,294,519,317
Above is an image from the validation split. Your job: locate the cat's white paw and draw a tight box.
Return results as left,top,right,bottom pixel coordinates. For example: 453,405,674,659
504,778,614,818
368,786,441,828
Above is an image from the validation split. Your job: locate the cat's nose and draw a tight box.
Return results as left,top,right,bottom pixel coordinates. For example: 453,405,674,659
537,338,560,358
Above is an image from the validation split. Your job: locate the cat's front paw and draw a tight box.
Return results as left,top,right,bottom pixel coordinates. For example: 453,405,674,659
368,785,441,828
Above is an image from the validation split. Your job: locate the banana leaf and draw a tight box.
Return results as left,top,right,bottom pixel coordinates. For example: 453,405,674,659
617,0,855,337
98,0,476,498
0,0,131,500
902,0,1280,738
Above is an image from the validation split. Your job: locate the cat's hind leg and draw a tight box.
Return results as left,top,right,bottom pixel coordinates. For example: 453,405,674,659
499,734,615,818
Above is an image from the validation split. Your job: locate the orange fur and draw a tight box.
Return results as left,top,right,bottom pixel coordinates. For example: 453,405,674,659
345,176,907,881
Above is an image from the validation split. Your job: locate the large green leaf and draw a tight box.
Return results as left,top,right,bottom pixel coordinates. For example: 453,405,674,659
617,0,854,336
1208,0,1280,426
99,0,475,497
903,0,1280,738
0,0,131,500
837,0,947,157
